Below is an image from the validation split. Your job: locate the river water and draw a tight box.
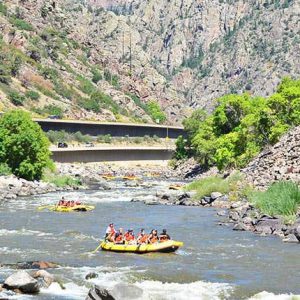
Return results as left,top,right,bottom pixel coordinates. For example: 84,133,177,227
0,180,299,300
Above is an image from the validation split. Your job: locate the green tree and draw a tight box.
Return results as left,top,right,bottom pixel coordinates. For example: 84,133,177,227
147,100,166,123
0,110,53,180
174,135,188,160
177,78,300,170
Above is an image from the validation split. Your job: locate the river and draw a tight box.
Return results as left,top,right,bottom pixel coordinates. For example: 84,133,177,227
0,179,299,300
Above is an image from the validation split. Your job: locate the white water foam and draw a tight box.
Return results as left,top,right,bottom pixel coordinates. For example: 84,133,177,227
248,291,300,300
134,280,233,300
41,282,88,299
69,266,233,300
0,228,53,237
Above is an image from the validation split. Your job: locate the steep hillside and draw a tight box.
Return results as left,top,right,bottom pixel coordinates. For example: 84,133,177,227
0,0,183,124
0,0,299,124
97,0,300,110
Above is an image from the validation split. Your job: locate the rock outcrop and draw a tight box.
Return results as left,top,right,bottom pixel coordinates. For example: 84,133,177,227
1,0,299,124
86,284,143,300
3,271,40,294
0,175,78,202
242,126,300,189
1,269,58,296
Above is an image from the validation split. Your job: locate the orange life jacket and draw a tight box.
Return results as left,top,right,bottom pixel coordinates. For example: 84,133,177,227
124,232,135,241
159,235,169,242
138,234,148,243
115,233,123,242
150,235,158,243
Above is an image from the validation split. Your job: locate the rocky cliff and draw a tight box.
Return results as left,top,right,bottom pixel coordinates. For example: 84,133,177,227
0,0,299,124
99,0,300,110
242,126,300,189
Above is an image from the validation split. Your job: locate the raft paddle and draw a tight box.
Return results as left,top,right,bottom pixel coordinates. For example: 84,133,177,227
90,241,103,254
37,205,54,211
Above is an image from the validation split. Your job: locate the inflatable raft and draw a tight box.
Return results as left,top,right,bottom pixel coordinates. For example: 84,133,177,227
38,204,95,212
169,184,183,190
100,240,183,254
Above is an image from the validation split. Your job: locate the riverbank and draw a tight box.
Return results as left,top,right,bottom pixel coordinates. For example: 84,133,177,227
131,188,300,244
0,162,179,202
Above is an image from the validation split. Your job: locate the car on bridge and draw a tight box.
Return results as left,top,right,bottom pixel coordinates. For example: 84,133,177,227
58,142,68,148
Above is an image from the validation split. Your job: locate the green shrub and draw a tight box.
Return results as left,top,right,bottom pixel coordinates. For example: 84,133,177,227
126,92,149,114
147,100,166,123
77,75,96,95
9,17,34,31
0,3,8,15
0,110,53,180
186,172,247,200
78,97,100,112
36,105,64,118
25,90,40,101
0,163,12,175
91,68,102,83
132,137,143,144
54,82,73,100
0,65,11,84
8,91,25,106
250,181,300,217
104,69,119,88
39,67,59,81
97,134,112,143
43,173,81,187
73,131,92,143
46,130,71,143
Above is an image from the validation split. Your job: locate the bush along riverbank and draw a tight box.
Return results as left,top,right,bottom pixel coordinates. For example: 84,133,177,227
132,172,300,244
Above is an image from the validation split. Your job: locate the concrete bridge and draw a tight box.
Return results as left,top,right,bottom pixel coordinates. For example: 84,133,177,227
34,118,183,163
51,146,174,164
35,119,184,139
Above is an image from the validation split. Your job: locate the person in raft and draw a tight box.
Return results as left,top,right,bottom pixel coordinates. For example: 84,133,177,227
147,229,159,244
137,228,148,244
124,229,136,244
114,228,125,244
105,223,116,241
159,229,171,242
58,197,66,206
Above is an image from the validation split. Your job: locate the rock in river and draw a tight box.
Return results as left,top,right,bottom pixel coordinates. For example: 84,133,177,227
32,270,54,288
86,284,143,300
3,270,40,294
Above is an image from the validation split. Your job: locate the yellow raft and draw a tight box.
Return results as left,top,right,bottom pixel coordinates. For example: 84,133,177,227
169,184,183,190
102,175,117,180
100,240,183,254
122,175,140,181
38,204,95,212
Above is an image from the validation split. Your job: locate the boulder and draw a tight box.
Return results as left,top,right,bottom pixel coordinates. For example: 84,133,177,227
15,261,59,270
242,217,254,224
293,225,300,242
32,270,54,288
144,199,159,205
210,192,222,200
233,223,247,231
85,272,98,280
217,210,228,217
86,284,143,300
4,271,40,294
254,217,282,235
282,234,300,243
86,286,115,300
228,211,240,222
